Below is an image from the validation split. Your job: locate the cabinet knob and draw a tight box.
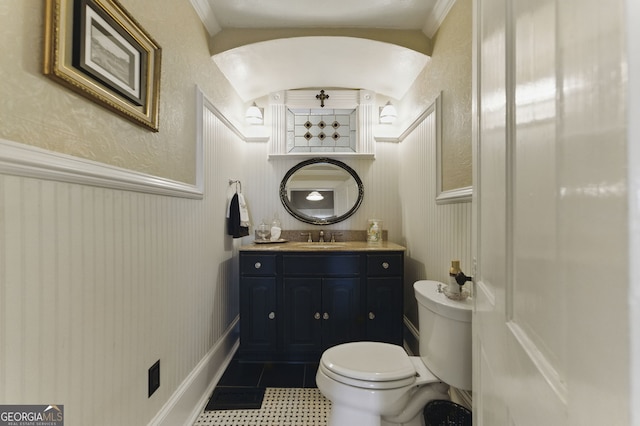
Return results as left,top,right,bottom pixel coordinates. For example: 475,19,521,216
254,262,261,269
368,312,376,320
314,312,321,320
268,311,275,320
323,312,330,320
382,262,389,269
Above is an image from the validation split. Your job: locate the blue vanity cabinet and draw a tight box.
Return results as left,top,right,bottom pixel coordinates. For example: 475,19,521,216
239,247,404,361
365,253,404,345
282,276,361,354
282,254,361,356
239,253,278,357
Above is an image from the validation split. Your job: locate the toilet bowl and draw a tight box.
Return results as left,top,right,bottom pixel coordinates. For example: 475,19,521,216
316,342,450,426
316,280,472,426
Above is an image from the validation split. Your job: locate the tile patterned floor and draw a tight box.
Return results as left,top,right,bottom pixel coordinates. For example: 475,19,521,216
193,358,329,425
194,388,330,425
192,356,472,425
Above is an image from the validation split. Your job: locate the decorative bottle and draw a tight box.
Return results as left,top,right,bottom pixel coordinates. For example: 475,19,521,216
447,260,462,296
270,214,282,241
367,219,382,243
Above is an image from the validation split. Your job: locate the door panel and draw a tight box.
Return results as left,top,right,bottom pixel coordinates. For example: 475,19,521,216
322,277,360,349
283,277,322,352
366,277,403,344
511,0,565,387
239,277,277,353
474,0,568,424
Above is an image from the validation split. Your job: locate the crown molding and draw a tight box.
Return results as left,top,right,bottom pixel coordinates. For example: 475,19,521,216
189,0,221,36
422,0,456,38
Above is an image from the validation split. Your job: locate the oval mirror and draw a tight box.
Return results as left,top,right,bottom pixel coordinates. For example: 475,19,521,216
280,158,364,225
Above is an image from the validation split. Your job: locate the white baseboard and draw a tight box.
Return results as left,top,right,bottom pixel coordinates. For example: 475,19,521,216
403,315,420,355
450,387,473,410
148,317,239,426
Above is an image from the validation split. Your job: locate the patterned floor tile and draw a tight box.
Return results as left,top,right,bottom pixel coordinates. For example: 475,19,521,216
194,388,330,425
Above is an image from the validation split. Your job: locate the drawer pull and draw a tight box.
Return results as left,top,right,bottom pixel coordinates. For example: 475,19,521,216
268,311,276,320
254,262,261,269
382,262,390,269
314,312,321,320
368,312,376,320
323,312,330,320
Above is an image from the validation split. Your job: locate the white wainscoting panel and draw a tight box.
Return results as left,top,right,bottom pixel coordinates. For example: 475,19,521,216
0,102,244,425
399,107,473,333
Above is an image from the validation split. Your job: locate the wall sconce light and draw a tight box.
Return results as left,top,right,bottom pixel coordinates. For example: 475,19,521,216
245,102,263,125
379,101,397,124
306,191,324,201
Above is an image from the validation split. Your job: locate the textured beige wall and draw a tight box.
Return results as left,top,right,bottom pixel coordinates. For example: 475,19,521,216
402,0,472,191
0,0,244,184
0,0,471,187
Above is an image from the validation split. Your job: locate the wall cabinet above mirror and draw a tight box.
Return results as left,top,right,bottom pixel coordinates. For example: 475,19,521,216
269,89,376,159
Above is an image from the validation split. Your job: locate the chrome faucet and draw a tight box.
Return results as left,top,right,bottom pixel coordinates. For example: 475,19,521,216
319,231,325,243
301,232,313,243
330,232,342,242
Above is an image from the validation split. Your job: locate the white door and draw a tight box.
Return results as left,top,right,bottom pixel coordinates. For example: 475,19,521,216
472,0,630,424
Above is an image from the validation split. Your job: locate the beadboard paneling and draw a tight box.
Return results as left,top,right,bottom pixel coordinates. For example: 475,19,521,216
398,107,473,328
0,108,243,425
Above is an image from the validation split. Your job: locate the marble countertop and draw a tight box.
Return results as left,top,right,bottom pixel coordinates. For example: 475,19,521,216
239,240,406,252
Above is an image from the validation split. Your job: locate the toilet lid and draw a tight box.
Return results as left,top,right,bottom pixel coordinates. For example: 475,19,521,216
321,342,415,382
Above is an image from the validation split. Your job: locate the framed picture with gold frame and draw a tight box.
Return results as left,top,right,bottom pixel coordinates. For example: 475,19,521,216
44,0,161,131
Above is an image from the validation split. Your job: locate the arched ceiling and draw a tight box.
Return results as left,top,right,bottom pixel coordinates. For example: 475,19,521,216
211,36,431,101
190,0,455,101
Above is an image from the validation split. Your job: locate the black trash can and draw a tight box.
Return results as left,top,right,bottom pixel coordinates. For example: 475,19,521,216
423,400,472,426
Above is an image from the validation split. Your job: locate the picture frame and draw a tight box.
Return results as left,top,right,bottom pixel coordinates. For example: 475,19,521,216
44,0,161,131
433,93,472,204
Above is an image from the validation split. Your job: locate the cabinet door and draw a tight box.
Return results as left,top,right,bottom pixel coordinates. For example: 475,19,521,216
366,277,403,345
240,277,278,353
283,277,322,353
322,277,361,349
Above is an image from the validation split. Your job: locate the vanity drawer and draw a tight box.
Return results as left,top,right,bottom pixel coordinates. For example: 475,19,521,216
240,253,277,275
367,254,403,276
282,254,360,276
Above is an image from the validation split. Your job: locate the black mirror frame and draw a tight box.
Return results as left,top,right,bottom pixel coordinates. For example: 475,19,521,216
279,157,364,225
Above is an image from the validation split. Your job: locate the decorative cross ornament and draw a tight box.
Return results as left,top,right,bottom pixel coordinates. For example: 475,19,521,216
316,90,329,107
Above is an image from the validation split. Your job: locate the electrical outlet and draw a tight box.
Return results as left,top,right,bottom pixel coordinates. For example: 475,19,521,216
148,360,160,397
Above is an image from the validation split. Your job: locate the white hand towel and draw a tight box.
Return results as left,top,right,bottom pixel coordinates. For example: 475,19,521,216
237,193,251,227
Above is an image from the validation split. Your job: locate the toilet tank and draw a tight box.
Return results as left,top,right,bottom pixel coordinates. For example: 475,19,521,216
414,280,473,391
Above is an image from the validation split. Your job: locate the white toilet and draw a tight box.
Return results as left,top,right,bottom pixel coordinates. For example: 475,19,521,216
316,280,472,426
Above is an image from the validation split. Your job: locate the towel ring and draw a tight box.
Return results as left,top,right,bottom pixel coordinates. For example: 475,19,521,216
229,179,242,193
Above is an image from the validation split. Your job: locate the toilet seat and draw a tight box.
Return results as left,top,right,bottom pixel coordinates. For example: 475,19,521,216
320,342,417,389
